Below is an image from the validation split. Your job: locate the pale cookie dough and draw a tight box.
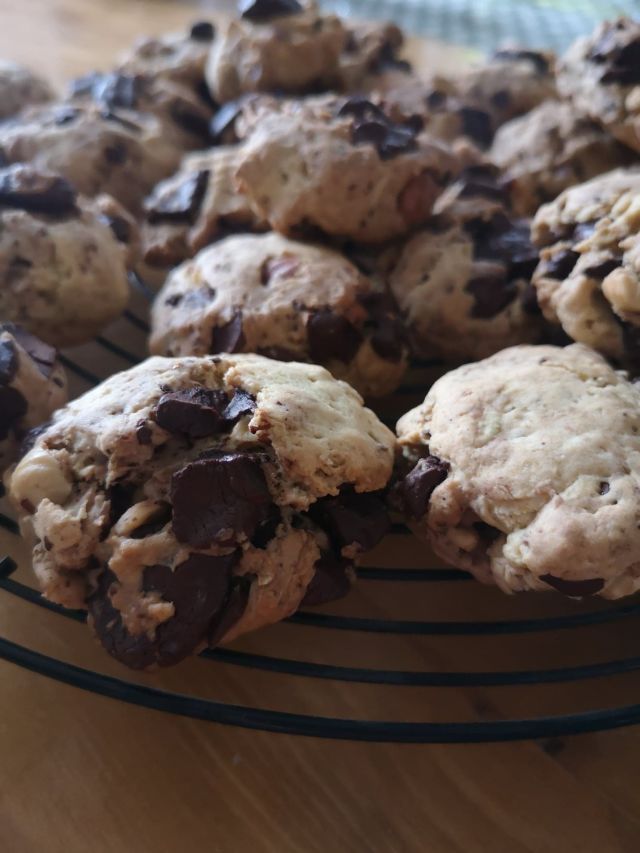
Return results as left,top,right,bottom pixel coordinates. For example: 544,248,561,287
118,20,215,92
0,164,132,347
0,324,67,471
236,95,458,242
68,71,213,151
558,17,640,153
337,19,406,93
389,164,542,362
141,145,267,277
456,48,557,128
531,167,640,368
491,100,635,216
0,60,54,120
0,102,180,212
150,232,408,397
206,0,346,102
395,343,640,599
10,353,395,669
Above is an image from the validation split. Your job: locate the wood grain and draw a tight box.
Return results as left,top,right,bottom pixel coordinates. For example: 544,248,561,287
0,2,638,852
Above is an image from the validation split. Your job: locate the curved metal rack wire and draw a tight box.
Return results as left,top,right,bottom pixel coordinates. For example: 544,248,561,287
1,283,640,743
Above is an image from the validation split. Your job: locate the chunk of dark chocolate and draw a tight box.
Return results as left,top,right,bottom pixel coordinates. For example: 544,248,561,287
210,311,246,354
400,455,449,519
301,553,352,606
307,309,362,364
540,574,605,597
145,170,209,224
309,489,390,553
238,0,303,23
0,166,77,215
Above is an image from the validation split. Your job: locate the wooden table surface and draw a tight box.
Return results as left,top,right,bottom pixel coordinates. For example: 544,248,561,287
1,2,640,852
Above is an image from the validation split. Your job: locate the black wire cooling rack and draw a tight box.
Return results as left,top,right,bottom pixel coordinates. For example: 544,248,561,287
1,276,640,743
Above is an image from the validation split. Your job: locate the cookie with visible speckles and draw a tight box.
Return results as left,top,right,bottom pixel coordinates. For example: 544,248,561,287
150,231,408,397
395,343,640,599
9,353,395,669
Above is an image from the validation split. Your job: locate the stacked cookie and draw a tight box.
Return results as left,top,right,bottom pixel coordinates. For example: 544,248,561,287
3,5,640,671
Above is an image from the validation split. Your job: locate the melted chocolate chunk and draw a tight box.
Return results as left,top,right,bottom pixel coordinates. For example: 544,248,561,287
599,481,610,496
0,166,77,215
250,505,281,549
210,311,246,353
155,386,231,438
358,292,406,363
339,97,418,160
540,574,605,597
470,216,539,280
223,389,256,423
457,164,507,203
260,255,300,284
307,309,362,364
189,20,215,41
466,273,518,319
171,451,273,548
541,249,580,280
589,28,640,85
584,257,621,279
301,553,353,606
493,48,550,75
88,551,239,668
309,489,390,553
0,338,17,385
238,0,303,22
100,213,131,244
0,386,27,441
145,169,209,224
400,455,449,519
108,482,136,525
83,72,145,110
0,323,57,378
135,421,152,444
338,97,387,122
459,107,493,148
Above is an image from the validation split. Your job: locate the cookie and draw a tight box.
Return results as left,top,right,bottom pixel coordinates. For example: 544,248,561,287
0,60,54,120
0,324,67,471
0,164,132,347
395,343,640,599
491,100,635,216
118,20,215,93
531,167,640,368
558,17,640,153
0,102,180,212
149,232,408,397
456,48,557,129
9,353,395,668
141,145,267,277
235,95,458,242
389,164,542,362
68,72,213,151
206,1,346,102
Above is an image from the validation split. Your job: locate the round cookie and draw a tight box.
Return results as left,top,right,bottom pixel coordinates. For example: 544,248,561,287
0,324,67,471
389,165,542,362
235,95,458,242
117,20,215,92
455,48,557,129
558,18,640,153
531,167,640,368
0,60,54,120
68,71,213,151
206,0,346,103
491,100,635,216
0,102,180,212
395,343,640,600
0,164,132,347
150,232,408,397
141,145,267,277
9,353,395,668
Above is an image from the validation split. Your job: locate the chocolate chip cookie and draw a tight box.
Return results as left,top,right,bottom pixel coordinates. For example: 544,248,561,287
117,20,215,92
68,72,213,151
531,167,640,368
395,343,640,599
558,17,640,153
9,353,395,668
0,102,180,212
206,0,346,102
0,324,67,471
235,95,458,242
0,60,54,120
140,145,267,278
389,165,542,362
150,232,408,397
456,48,557,129
0,164,132,347
491,100,635,216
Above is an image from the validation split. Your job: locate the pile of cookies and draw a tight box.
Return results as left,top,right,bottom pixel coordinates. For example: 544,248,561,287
2,3,640,670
